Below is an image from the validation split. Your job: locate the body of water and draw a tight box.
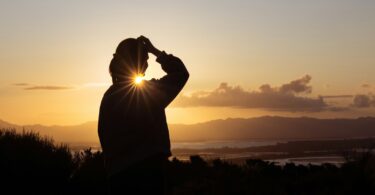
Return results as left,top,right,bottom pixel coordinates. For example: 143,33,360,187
69,139,349,166
69,139,284,152
171,139,283,149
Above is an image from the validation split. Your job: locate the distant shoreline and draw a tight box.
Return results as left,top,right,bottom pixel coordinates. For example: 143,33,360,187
68,137,375,166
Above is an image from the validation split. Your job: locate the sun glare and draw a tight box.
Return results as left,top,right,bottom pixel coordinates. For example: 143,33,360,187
134,75,144,85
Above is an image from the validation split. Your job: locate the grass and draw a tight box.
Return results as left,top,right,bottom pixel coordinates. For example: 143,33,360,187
1,128,375,194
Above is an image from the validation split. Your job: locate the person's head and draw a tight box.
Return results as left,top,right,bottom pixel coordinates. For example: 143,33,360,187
109,38,148,83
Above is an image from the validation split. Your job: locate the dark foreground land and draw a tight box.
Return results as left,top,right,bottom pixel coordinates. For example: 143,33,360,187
1,129,375,195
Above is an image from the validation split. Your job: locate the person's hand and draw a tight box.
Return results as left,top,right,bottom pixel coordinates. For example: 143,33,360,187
138,35,162,57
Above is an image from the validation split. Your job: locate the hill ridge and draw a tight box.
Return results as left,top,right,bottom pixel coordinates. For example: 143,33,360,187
1,116,375,143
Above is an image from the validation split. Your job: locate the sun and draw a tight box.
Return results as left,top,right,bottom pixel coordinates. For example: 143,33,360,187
134,75,144,85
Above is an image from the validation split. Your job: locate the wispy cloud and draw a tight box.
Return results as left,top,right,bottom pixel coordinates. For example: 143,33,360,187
321,95,353,99
13,83,29,86
24,85,73,90
361,83,371,89
12,82,109,91
352,94,375,108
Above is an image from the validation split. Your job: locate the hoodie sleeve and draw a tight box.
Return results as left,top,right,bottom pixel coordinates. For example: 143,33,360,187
148,51,189,108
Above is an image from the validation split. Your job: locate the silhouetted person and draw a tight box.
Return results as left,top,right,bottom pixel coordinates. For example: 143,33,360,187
98,36,189,194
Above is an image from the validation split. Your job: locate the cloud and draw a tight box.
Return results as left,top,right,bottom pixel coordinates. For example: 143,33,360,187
13,83,29,86
12,82,108,90
352,94,375,108
173,75,335,112
361,84,371,89
279,75,312,94
320,95,353,99
24,85,73,90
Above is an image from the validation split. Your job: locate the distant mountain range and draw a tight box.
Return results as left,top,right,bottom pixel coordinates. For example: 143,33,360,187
1,116,375,143
0,119,98,143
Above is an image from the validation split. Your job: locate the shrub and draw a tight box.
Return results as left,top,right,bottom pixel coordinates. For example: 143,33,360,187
0,129,75,194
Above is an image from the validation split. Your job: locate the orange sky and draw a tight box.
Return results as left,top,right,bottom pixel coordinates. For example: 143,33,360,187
1,0,375,125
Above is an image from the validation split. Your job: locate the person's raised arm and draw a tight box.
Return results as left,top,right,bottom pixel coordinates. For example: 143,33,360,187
138,36,189,107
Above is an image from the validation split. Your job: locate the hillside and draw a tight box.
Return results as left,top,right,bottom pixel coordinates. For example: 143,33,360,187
170,116,375,141
1,116,375,143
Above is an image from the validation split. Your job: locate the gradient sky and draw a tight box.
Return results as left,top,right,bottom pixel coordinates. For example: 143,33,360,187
1,0,375,125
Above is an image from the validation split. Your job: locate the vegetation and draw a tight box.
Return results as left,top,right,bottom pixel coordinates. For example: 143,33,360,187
1,128,375,194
